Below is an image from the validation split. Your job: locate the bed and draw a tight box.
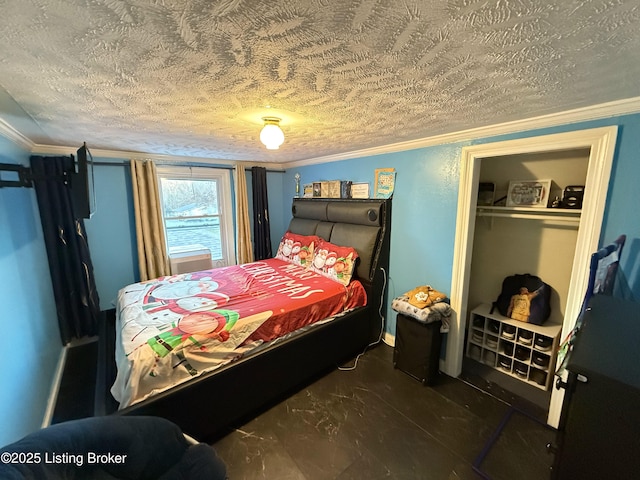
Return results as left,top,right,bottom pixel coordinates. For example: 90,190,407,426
97,198,392,442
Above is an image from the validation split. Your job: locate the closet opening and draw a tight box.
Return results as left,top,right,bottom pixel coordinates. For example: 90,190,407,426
447,126,617,427
462,148,589,414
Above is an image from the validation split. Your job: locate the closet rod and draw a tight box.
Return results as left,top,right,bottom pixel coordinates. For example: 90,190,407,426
90,160,284,173
476,211,580,223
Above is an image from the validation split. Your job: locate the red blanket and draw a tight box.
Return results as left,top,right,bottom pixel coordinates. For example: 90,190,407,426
112,258,367,407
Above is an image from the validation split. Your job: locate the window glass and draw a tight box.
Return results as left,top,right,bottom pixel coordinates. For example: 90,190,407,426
157,167,235,267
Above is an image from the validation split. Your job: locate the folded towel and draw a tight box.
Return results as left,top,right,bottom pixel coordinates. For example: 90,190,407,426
391,295,451,333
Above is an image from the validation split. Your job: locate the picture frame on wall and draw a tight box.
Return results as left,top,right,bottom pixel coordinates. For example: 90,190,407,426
374,168,396,199
506,179,552,208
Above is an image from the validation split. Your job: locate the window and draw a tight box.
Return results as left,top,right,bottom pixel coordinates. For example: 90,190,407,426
157,166,235,268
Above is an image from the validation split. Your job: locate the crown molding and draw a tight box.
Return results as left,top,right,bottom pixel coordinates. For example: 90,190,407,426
0,117,35,151
3,96,640,169
288,96,640,168
23,144,288,170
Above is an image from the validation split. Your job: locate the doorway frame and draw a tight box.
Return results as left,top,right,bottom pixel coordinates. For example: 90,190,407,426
447,126,618,427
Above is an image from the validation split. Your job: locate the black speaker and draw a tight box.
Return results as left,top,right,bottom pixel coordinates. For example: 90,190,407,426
561,185,585,209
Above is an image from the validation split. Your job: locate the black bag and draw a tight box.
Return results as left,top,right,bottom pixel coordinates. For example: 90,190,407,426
490,274,551,325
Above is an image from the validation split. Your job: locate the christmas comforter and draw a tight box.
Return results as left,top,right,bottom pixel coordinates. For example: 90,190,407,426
111,258,367,408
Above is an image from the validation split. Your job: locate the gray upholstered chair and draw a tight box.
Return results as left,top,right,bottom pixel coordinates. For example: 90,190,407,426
0,416,227,479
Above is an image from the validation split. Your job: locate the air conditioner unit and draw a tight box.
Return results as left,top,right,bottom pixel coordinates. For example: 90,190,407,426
168,244,213,275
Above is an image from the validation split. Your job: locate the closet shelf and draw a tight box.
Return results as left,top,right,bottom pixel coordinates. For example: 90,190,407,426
476,206,581,223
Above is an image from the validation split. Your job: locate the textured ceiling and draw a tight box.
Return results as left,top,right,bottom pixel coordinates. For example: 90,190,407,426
1,0,640,163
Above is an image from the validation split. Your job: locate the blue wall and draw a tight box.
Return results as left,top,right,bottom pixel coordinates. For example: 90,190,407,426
2,111,639,447
84,163,138,310
598,115,640,297
0,153,286,446
281,147,463,336
0,137,61,447
84,162,286,310
282,114,640,336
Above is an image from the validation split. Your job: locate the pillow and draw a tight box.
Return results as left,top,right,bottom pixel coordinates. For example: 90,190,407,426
404,285,447,309
310,239,358,286
275,232,318,267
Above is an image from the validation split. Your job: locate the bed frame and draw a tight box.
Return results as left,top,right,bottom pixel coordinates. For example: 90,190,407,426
96,198,392,442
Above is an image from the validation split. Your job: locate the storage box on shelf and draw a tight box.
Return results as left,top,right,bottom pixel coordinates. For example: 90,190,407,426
465,303,562,390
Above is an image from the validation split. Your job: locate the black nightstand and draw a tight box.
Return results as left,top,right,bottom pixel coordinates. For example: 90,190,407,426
393,313,442,385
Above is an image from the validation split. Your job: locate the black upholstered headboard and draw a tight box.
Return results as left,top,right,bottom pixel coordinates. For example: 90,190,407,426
288,198,391,288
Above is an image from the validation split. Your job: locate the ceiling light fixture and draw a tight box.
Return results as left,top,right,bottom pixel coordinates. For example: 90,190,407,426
260,117,284,150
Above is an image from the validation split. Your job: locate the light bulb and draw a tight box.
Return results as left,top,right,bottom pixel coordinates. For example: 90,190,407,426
260,118,284,149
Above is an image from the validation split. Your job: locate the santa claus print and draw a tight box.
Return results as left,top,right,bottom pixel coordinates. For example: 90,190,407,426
140,279,230,325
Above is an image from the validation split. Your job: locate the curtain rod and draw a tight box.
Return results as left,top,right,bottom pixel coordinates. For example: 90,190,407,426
91,160,284,173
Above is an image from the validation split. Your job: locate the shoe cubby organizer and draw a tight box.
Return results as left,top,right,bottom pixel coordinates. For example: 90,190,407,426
466,303,562,391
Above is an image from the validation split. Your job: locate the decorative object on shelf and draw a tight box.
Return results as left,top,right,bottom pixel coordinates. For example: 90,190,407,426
551,195,561,208
506,179,552,207
561,185,585,209
259,117,284,150
302,183,313,198
477,182,495,206
374,168,396,198
302,179,353,198
320,181,330,198
340,180,352,198
325,180,341,198
294,173,300,197
350,182,370,199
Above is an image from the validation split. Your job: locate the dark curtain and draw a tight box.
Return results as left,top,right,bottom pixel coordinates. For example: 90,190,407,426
30,156,101,345
251,166,272,260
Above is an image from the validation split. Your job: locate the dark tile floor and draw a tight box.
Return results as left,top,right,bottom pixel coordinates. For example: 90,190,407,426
53,337,556,479
212,344,556,480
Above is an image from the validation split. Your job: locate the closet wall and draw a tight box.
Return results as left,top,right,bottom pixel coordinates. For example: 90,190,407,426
467,149,590,326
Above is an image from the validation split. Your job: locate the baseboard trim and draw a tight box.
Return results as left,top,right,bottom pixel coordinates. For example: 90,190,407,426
67,336,99,347
41,345,68,429
383,332,395,347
